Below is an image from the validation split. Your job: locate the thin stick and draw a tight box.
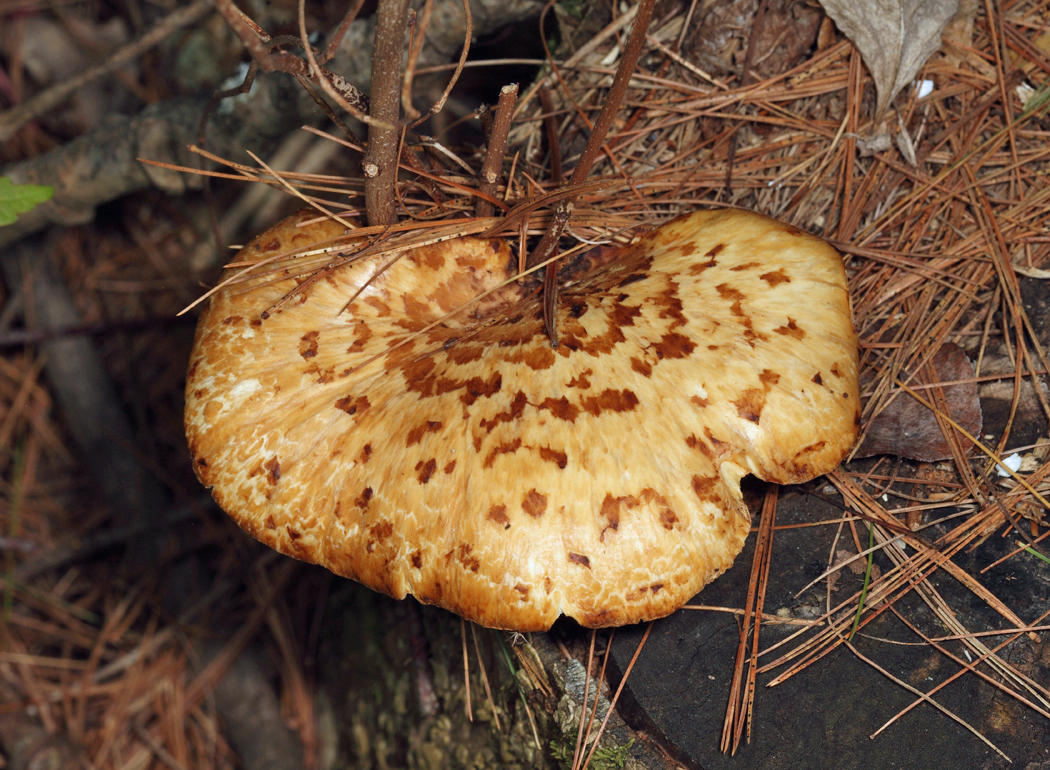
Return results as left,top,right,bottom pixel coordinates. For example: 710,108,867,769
321,0,367,62
849,642,1009,761
400,0,433,120
580,624,651,770
515,3,639,115
461,618,472,722
721,487,777,754
364,0,411,226
297,0,371,120
532,0,657,344
538,86,564,185
471,626,502,732
476,84,519,217
0,0,213,142
571,629,597,770
408,0,472,130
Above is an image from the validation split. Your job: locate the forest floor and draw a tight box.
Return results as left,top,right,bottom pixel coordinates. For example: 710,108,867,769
2,0,1050,768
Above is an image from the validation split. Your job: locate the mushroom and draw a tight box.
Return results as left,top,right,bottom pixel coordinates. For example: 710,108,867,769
185,208,859,631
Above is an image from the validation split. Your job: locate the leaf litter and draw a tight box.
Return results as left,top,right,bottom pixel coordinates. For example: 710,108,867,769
817,0,962,115
2,0,1050,766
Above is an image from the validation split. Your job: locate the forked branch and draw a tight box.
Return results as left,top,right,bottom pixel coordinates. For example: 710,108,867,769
213,0,370,116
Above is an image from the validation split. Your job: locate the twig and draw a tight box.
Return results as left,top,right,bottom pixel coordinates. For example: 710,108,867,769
580,624,651,769
296,0,372,120
472,625,502,732
215,0,370,119
515,3,639,114
0,0,213,143
852,642,1010,761
408,0,472,129
538,86,564,185
401,0,434,120
476,84,519,217
461,618,472,721
364,0,412,226
321,0,369,63
531,0,656,344
570,630,597,770
573,630,616,770
721,487,777,754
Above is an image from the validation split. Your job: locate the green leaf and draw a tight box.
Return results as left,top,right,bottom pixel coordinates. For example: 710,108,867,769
0,177,54,227
1023,545,1050,565
847,522,876,643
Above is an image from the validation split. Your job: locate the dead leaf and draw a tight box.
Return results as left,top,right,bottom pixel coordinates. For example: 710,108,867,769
1013,264,1050,280
824,569,841,593
817,0,960,114
857,343,982,461
837,548,865,576
683,0,822,79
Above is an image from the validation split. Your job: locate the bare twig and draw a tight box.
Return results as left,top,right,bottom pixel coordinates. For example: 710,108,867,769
538,86,564,185
531,0,657,343
364,0,412,226
721,488,778,754
214,0,371,117
570,631,597,770
322,0,370,63
401,0,435,120
295,0,372,121
408,0,472,129
0,0,213,143
472,625,502,732
580,624,652,770
476,84,519,217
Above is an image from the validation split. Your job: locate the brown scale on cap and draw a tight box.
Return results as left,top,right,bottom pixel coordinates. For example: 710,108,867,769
185,207,860,631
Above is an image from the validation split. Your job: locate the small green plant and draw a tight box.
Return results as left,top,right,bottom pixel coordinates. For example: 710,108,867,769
847,523,876,642
549,737,635,769
0,177,53,226
1023,545,1050,565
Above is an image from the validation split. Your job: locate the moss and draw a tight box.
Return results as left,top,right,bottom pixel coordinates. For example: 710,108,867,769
317,583,562,768
549,738,636,769
315,582,661,768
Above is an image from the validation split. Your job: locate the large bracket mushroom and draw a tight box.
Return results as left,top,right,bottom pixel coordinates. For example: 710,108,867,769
185,208,860,631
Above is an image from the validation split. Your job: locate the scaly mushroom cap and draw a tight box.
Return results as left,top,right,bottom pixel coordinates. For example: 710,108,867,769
185,208,859,630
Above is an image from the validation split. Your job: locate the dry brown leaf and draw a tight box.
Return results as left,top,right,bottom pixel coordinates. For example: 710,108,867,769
817,0,960,114
856,343,982,461
1013,264,1050,280
838,548,866,576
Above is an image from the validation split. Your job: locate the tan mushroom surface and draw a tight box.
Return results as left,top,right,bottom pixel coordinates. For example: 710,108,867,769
185,207,860,631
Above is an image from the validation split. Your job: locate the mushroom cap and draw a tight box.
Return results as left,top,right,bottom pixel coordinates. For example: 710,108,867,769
185,208,859,630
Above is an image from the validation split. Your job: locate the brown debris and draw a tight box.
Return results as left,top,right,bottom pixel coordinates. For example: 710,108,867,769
3,0,1050,763
857,342,983,461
